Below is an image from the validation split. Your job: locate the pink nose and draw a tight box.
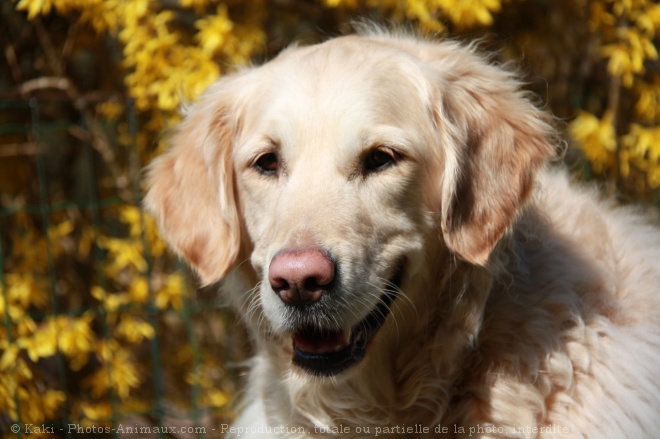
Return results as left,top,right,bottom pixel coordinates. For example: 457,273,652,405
268,249,335,307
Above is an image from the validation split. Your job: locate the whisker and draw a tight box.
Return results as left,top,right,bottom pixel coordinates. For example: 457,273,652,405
363,282,398,326
336,291,372,324
364,276,419,346
243,283,265,328
380,276,417,317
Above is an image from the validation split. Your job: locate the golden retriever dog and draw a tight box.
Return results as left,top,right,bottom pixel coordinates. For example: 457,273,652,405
145,28,660,438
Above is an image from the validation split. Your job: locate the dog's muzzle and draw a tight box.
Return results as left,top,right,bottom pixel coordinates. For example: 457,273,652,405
267,251,405,376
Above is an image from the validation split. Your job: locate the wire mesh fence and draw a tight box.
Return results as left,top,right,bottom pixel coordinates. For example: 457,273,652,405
0,96,248,438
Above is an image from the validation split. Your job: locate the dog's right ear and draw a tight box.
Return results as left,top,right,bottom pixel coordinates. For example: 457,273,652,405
144,81,241,286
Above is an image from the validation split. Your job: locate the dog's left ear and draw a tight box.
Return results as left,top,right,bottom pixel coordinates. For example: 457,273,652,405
431,49,556,265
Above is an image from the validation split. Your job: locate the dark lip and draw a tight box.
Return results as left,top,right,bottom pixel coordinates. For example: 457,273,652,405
291,261,405,376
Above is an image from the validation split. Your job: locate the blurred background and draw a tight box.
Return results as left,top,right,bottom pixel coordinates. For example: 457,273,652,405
0,0,658,437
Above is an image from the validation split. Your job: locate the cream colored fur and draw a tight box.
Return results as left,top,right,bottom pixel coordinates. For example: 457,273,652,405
145,29,660,438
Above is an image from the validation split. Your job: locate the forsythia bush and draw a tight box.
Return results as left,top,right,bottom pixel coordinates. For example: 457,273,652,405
1,0,659,433
570,0,660,191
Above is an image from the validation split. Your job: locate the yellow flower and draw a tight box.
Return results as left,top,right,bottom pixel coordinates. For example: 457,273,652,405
56,314,96,371
117,206,167,257
86,347,141,399
79,402,112,424
95,338,120,362
13,314,37,340
570,111,618,173
176,46,221,103
3,273,48,309
48,218,74,246
119,205,143,238
155,273,185,310
648,166,660,188
98,236,147,275
589,1,616,30
17,318,58,362
0,343,20,371
195,5,234,56
601,43,638,87
0,296,17,322
596,3,659,88
78,227,95,258
37,390,67,419
92,286,131,313
116,316,155,343
187,359,233,408
622,124,660,162
439,0,502,28
16,0,54,19
9,358,33,381
405,0,439,30
621,124,660,186
11,214,48,271
180,0,211,14
128,276,150,303
96,101,124,121
205,390,229,408
78,0,124,33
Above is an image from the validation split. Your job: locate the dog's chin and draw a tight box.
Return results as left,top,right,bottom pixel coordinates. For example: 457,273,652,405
290,262,405,377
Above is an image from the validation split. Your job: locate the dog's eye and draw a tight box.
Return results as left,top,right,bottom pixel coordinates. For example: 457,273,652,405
363,148,398,174
254,152,279,175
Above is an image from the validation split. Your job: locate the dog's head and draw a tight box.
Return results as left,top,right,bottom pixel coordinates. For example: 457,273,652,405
145,32,555,377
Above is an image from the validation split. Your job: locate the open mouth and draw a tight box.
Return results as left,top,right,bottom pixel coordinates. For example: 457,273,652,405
291,262,405,376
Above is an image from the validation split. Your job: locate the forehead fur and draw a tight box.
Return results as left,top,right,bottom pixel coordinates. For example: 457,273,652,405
234,36,436,151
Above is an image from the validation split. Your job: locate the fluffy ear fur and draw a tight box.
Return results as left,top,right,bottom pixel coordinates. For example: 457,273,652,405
430,45,557,265
144,81,241,286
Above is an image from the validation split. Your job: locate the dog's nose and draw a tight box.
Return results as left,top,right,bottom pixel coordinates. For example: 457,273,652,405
268,249,335,307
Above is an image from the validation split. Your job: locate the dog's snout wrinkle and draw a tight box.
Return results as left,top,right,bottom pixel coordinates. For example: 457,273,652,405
268,249,335,307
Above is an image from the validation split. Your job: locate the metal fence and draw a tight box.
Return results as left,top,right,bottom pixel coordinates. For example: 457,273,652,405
0,97,247,438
